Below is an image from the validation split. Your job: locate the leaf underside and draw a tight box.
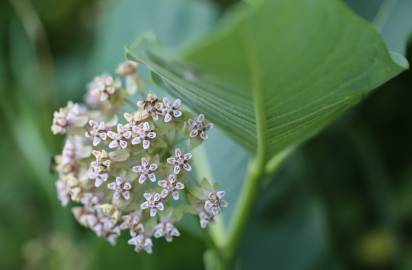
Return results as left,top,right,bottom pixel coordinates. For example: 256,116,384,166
128,0,407,160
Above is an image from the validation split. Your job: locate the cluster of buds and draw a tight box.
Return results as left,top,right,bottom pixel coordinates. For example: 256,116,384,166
51,60,227,254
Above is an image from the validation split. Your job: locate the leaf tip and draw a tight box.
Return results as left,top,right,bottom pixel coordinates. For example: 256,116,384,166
125,32,159,61
389,51,409,70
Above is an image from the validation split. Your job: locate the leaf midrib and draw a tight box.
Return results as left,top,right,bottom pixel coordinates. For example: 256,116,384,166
238,26,268,161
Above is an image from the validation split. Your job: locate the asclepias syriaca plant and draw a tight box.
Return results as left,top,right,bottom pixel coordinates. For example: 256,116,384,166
50,0,410,268
51,60,227,254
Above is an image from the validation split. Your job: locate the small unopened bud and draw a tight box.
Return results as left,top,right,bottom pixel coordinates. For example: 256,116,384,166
116,60,139,76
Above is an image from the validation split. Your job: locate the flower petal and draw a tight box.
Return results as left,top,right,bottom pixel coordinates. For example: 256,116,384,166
164,113,172,123
183,163,192,172
173,99,181,108
148,173,156,182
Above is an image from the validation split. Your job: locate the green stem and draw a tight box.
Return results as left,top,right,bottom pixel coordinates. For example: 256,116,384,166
222,157,267,268
218,29,269,269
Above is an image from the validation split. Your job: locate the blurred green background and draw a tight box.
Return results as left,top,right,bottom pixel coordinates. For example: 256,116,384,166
0,0,411,269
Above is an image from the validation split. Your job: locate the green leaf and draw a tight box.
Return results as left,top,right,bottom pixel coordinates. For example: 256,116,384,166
128,0,408,161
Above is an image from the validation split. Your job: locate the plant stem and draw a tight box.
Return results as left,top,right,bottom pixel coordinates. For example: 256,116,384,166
221,157,267,268
217,29,270,269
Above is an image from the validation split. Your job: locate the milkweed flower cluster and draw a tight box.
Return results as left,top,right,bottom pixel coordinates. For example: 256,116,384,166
51,60,227,254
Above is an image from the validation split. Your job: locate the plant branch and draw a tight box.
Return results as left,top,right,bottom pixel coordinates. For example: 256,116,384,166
218,29,269,269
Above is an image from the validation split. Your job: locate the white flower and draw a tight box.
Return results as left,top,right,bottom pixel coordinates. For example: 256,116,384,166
107,176,133,200
57,136,91,175
167,148,192,174
158,174,185,200
51,69,229,254
56,179,71,206
59,139,77,174
123,112,143,130
89,150,111,187
80,192,101,210
140,193,164,217
128,233,153,254
198,210,215,229
131,122,156,149
204,191,228,216
51,101,88,134
120,211,143,232
85,120,108,146
137,93,163,120
55,175,82,204
107,124,132,149
92,217,122,245
188,114,213,140
161,97,182,123
91,214,121,245
88,74,121,102
153,222,180,242
72,205,121,245
132,158,158,184
116,60,138,76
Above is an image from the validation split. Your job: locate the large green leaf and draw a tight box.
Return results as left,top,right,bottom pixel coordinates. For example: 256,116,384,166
128,0,408,160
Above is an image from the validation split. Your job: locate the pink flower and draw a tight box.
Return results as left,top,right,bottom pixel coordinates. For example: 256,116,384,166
167,148,192,174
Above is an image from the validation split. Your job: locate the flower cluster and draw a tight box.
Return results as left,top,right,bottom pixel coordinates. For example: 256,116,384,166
51,60,227,254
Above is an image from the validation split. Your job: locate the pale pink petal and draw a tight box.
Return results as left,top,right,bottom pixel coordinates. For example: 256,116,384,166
107,182,116,190
157,202,164,211
197,114,205,122
132,165,141,173
140,201,149,209
123,182,132,190
173,110,182,118
149,163,158,171
183,163,192,171
150,208,157,217
122,191,130,200
173,99,181,108
109,140,118,149
132,137,141,145
190,130,198,137
142,140,150,149
172,191,179,201
175,182,184,190
183,153,192,160
138,174,147,184
148,173,156,182
160,189,168,198
158,180,167,188
119,140,128,149
164,113,172,123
